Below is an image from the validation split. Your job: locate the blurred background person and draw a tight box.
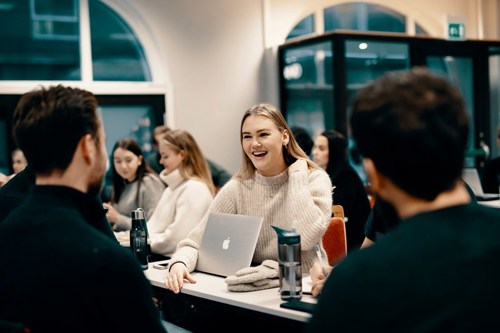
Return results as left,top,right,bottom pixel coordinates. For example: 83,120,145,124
146,128,215,260
147,125,171,174
313,129,371,252
103,138,165,231
290,126,314,158
11,148,27,174
150,125,232,192
0,148,28,187
482,125,500,194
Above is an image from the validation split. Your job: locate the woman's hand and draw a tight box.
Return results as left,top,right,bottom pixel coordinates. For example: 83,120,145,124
103,202,120,224
165,262,197,294
309,262,332,298
288,158,307,175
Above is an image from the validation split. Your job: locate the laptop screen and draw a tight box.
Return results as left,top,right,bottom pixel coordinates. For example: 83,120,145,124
196,212,263,277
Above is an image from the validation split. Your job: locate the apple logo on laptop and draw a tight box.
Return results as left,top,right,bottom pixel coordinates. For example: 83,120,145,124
222,236,230,250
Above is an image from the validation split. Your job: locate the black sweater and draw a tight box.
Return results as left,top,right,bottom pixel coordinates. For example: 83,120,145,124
0,185,166,333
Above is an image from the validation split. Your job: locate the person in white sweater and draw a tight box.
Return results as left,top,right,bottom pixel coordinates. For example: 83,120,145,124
103,138,165,231
166,103,333,294
147,129,216,257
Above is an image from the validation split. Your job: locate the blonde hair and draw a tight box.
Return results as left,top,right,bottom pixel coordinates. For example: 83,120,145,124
235,103,319,179
154,125,171,137
162,129,216,195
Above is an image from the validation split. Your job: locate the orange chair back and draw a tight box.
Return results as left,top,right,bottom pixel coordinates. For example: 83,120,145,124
322,216,347,266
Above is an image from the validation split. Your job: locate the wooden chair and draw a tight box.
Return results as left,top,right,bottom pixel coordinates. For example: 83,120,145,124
322,216,347,266
332,204,345,220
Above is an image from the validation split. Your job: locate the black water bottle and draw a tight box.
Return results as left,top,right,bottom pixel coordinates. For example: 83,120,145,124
272,225,302,301
130,208,149,270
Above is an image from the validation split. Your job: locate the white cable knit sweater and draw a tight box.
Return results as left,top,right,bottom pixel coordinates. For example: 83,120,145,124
168,166,332,273
147,169,214,256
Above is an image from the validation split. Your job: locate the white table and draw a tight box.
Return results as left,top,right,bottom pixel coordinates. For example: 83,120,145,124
145,262,316,331
479,199,500,208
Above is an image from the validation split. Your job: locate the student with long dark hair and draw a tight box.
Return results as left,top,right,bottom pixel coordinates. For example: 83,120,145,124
103,138,165,231
312,129,371,252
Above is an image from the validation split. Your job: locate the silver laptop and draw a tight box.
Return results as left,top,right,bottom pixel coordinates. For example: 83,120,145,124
462,168,500,201
196,212,263,277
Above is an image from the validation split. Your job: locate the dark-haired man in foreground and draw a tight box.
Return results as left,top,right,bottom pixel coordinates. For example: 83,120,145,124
308,68,500,332
0,85,166,333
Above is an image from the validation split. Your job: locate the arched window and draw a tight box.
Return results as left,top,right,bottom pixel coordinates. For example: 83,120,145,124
89,0,151,81
0,0,150,81
0,0,164,176
287,2,429,40
286,14,314,40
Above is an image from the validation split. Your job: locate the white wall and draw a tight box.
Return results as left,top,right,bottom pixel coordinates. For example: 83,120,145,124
123,0,269,174
114,0,500,174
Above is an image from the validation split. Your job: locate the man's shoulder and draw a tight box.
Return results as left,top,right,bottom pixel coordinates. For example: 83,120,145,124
0,170,33,199
413,203,500,226
0,196,24,223
486,156,500,165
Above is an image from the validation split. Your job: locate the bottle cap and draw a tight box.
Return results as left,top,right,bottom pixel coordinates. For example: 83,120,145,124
271,225,300,244
131,208,145,220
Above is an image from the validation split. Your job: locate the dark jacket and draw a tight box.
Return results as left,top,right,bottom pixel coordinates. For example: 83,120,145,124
0,165,35,223
309,203,500,332
0,186,165,333
0,165,115,240
331,162,371,252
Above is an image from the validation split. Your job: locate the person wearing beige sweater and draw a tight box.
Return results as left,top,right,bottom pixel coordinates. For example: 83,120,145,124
166,103,332,293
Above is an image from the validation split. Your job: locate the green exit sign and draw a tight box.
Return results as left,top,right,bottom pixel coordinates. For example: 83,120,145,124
448,23,465,40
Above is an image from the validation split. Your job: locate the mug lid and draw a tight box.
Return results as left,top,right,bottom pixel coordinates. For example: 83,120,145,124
131,208,145,220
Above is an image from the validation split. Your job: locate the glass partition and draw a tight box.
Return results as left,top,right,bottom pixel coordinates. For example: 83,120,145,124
427,56,475,167
282,41,333,139
489,49,500,159
279,32,500,185
344,39,409,183
345,39,409,115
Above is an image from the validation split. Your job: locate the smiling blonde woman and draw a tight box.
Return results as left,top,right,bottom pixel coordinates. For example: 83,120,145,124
166,103,332,294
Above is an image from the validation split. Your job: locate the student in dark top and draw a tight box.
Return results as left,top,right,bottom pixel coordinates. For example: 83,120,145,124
0,85,166,333
482,157,500,193
291,126,314,157
312,129,371,252
0,164,35,223
309,177,479,297
308,68,500,332
0,164,116,240
363,181,477,246
482,126,500,194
